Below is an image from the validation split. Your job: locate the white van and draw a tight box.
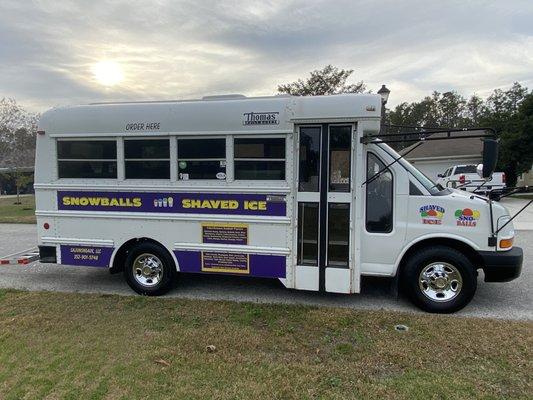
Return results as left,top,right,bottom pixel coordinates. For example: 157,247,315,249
34,94,523,313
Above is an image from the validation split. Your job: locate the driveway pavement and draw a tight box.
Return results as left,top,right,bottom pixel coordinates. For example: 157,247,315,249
0,221,531,320
500,197,533,230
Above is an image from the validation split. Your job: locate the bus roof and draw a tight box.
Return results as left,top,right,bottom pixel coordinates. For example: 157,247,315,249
38,93,381,137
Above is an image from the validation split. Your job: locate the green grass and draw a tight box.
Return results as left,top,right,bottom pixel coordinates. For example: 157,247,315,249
0,194,36,223
0,290,531,399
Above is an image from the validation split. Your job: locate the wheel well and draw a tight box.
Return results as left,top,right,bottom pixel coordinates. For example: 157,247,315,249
110,238,174,274
396,238,484,278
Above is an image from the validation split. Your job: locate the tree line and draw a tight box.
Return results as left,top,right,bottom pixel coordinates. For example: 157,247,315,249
0,98,38,199
1,65,532,189
279,66,533,187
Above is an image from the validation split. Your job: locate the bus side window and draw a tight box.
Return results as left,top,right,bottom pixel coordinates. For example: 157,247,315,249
57,140,117,179
177,138,226,180
234,138,286,180
366,153,393,233
124,139,170,179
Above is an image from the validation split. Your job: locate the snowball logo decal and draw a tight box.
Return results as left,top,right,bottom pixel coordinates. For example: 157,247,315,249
419,205,445,225
455,208,480,227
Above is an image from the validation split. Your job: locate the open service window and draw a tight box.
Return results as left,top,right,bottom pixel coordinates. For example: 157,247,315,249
124,138,170,179
177,138,226,180
57,139,117,179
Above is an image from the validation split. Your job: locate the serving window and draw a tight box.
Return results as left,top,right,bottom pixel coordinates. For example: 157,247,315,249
57,140,117,179
177,138,226,180
124,139,170,179
234,137,286,180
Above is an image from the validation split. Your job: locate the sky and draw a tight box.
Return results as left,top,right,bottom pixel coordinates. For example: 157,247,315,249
1,0,532,112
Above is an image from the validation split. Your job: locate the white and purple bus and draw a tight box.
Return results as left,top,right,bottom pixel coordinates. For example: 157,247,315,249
34,94,522,313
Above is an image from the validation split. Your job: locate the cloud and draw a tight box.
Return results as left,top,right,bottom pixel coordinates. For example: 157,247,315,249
0,0,532,112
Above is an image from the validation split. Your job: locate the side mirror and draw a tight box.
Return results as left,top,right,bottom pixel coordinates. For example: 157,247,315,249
437,173,444,178
481,138,498,179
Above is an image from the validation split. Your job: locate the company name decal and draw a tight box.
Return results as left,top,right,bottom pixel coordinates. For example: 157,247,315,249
419,205,445,225
243,111,279,125
455,208,480,227
60,245,113,268
58,191,286,216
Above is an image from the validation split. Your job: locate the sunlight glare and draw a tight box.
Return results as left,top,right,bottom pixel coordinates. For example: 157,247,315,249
92,61,124,86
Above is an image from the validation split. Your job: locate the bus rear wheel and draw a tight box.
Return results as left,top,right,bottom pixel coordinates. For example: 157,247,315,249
401,246,477,313
124,242,176,296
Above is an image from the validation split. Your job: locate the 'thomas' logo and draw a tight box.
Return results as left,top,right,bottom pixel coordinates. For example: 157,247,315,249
243,112,279,125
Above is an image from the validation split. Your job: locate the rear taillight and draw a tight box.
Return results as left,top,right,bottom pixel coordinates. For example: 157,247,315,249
502,172,506,184
459,174,465,184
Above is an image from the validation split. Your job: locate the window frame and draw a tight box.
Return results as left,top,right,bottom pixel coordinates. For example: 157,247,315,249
177,136,228,181
123,137,171,180
298,126,322,193
328,125,352,193
233,135,287,181
56,138,118,180
365,151,394,234
297,202,320,266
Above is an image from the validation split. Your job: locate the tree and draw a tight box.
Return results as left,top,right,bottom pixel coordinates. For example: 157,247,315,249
466,94,485,126
389,91,469,129
277,65,366,96
0,98,38,202
480,87,533,187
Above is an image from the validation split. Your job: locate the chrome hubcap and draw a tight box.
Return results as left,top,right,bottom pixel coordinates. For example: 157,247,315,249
133,253,163,287
419,262,463,302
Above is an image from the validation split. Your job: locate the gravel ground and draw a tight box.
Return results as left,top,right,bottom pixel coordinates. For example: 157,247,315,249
0,221,531,320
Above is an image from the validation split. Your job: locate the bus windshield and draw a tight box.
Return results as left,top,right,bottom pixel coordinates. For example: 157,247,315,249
375,142,447,195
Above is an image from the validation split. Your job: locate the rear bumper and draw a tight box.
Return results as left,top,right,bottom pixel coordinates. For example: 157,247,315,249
478,247,523,282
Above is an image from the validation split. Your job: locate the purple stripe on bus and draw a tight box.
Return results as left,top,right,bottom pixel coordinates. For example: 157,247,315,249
57,191,286,217
174,250,286,278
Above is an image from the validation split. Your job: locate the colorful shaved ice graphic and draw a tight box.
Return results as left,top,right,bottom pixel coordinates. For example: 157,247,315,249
419,205,445,224
455,208,480,219
420,208,445,218
455,208,480,226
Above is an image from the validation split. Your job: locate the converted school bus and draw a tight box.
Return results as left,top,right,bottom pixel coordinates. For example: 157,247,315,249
34,94,522,313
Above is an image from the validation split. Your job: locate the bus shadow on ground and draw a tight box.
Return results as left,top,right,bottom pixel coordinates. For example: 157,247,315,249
172,273,400,306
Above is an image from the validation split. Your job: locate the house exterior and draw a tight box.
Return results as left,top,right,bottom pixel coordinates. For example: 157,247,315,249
400,132,483,180
401,131,533,186
517,170,533,186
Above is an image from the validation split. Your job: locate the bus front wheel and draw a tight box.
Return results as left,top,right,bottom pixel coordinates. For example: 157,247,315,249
401,246,477,313
124,242,176,296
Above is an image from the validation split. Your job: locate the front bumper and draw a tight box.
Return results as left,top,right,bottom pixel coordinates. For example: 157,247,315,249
478,247,523,282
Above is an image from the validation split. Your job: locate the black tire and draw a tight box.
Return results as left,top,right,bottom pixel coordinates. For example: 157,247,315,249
124,242,176,296
401,245,477,313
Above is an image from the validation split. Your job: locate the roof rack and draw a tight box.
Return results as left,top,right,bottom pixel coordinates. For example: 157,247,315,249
361,126,496,144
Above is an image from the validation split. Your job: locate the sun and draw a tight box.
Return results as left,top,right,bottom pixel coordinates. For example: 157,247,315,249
92,61,124,86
